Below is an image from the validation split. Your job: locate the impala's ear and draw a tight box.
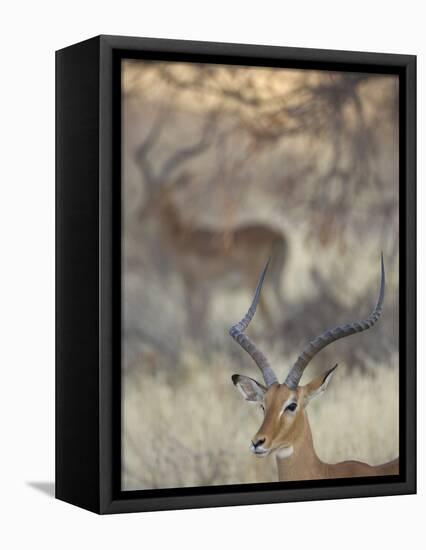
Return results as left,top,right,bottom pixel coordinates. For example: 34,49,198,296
232,374,266,402
303,364,338,406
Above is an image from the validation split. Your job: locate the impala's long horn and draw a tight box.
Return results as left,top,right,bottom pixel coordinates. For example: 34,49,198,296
284,254,385,390
229,258,278,387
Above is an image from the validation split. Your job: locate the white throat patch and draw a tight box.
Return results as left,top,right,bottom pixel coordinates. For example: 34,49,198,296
276,446,294,459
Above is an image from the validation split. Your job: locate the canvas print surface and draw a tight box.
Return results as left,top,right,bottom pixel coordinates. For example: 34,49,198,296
121,59,399,490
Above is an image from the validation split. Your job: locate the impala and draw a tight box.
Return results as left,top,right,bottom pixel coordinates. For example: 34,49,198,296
132,113,287,335
230,256,399,480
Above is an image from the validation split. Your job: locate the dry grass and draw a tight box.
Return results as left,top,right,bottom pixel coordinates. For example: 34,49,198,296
122,350,398,490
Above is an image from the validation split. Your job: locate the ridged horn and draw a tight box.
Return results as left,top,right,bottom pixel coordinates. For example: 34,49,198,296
229,259,278,387
284,254,385,390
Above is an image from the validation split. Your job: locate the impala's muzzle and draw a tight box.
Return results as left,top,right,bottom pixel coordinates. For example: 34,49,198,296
250,437,270,457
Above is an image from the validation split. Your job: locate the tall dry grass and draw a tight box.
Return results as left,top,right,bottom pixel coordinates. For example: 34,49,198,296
122,350,398,490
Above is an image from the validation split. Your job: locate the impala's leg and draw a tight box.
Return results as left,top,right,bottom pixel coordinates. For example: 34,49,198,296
269,237,287,311
182,272,209,340
246,240,287,329
245,268,274,329
259,290,274,328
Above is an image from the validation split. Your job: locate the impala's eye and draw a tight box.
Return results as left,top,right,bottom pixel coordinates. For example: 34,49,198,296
285,402,297,413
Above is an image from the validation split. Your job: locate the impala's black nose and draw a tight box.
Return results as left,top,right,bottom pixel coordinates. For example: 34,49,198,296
252,438,266,449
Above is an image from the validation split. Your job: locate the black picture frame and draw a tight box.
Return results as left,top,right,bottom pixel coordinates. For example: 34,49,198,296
56,35,416,514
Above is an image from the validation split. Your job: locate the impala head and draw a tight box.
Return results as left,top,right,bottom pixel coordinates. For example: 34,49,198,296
232,365,337,457
229,255,385,458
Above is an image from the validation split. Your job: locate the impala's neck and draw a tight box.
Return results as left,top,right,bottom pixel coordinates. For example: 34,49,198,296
276,411,327,481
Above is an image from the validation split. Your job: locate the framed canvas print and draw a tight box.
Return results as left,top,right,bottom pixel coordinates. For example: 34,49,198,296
56,35,416,514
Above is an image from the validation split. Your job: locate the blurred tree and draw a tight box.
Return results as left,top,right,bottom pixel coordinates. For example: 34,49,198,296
124,62,398,251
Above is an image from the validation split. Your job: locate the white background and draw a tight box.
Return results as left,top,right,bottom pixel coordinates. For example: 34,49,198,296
0,1,423,548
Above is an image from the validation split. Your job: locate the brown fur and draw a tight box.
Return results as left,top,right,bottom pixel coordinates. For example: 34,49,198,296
140,188,287,334
236,372,399,481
